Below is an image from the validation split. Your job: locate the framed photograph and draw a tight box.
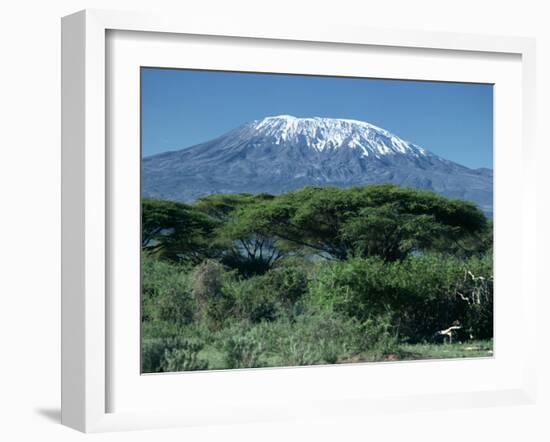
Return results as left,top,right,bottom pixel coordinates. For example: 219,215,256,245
61,9,537,433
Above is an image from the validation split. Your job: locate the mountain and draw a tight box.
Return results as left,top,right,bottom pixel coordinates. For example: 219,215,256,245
142,115,493,215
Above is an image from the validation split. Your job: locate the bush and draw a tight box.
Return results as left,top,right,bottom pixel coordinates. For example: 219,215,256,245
141,336,208,373
160,339,209,372
360,314,400,359
224,275,282,323
142,255,196,328
223,259,311,323
277,310,361,366
223,328,265,369
141,236,492,371
262,262,309,307
191,260,235,326
142,337,170,373
307,254,493,343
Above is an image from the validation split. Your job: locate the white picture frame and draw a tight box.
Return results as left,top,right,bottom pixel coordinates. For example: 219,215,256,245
61,9,537,433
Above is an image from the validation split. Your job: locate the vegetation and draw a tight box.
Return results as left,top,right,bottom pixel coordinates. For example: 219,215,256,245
141,184,493,372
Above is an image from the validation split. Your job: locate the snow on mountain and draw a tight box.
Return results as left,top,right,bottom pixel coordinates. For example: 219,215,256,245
248,115,427,158
142,115,493,215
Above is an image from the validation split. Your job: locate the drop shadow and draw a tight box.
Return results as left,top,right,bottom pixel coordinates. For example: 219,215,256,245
35,407,61,423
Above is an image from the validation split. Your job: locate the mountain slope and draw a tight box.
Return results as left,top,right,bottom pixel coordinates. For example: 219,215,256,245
142,115,493,214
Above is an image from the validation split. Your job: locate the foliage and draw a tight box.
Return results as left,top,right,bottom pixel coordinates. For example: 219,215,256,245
224,276,282,323
140,185,493,372
144,185,490,268
341,206,448,261
307,253,493,342
191,260,235,326
221,184,489,261
360,313,400,359
222,327,265,369
194,192,275,221
160,339,209,372
190,193,283,275
223,263,310,323
142,198,219,263
262,263,310,307
142,336,208,373
141,255,195,329
276,311,362,365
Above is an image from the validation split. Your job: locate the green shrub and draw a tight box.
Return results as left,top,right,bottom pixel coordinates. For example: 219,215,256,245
360,314,400,359
223,329,265,369
191,260,236,326
141,235,492,371
279,334,321,366
306,254,493,343
142,255,196,328
277,311,361,366
223,276,282,323
160,339,209,372
223,259,311,323
142,337,170,373
142,336,208,373
262,263,309,307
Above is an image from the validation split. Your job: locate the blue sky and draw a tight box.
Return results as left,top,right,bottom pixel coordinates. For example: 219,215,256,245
141,68,493,169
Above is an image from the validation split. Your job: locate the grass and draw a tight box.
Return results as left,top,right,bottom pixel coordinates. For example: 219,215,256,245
397,339,493,361
197,346,227,370
191,339,494,371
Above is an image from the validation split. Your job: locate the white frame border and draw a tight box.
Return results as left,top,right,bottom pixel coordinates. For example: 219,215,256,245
61,9,537,433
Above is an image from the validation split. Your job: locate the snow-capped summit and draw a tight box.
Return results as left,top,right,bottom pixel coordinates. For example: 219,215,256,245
244,115,427,158
143,115,493,215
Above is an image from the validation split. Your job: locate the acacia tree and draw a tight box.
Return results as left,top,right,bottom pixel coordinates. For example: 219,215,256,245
217,204,285,275
142,198,219,263
194,192,275,221
241,184,489,261
143,185,489,267
194,193,284,275
340,206,450,261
